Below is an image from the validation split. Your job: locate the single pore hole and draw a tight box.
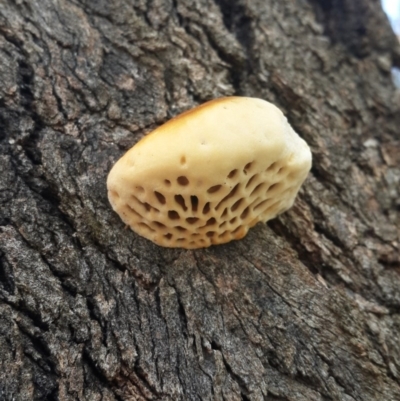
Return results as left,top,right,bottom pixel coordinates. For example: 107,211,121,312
228,169,238,179
154,191,166,205
244,162,253,174
164,179,171,186
180,155,186,165
261,201,281,216
219,230,228,237
205,217,216,226
245,174,259,189
175,195,188,211
254,199,270,211
232,225,243,235
230,217,237,224
138,222,154,232
175,226,186,232
164,233,173,240
206,231,215,238
168,210,180,220
136,186,144,193
130,194,159,214
267,183,281,192
277,167,286,174
109,190,119,199
177,176,189,186
186,217,199,224
126,205,142,218
231,198,243,212
216,183,240,210
250,183,265,197
143,202,159,213
207,185,222,194
203,202,211,214
221,208,228,218
241,207,250,219
190,196,199,212
153,221,166,228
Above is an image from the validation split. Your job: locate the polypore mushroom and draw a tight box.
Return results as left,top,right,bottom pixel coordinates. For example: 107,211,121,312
107,97,311,249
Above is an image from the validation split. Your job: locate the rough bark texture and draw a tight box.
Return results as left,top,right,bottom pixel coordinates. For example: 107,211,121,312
1,0,400,400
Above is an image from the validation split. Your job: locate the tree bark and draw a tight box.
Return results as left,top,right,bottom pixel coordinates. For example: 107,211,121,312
1,0,400,400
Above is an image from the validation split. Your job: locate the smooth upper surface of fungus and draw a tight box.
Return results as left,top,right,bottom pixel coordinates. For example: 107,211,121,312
107,97,312,249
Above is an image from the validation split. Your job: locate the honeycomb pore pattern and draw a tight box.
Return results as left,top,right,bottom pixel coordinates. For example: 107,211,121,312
108,156,305,249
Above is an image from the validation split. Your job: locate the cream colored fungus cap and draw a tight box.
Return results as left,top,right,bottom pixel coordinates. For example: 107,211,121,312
107,97,312,249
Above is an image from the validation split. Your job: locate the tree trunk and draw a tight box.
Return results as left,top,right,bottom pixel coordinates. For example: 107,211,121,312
1,0,399,400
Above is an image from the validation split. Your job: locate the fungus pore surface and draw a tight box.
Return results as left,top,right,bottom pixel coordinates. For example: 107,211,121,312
107,97,312,249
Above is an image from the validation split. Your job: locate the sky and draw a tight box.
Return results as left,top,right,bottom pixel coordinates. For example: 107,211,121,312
382,0,400,86
382,0,400,33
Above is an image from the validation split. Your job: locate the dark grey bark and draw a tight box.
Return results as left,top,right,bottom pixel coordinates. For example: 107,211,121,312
0,0,400,400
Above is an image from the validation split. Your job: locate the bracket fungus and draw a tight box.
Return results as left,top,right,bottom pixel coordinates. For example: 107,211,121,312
107,97,312,249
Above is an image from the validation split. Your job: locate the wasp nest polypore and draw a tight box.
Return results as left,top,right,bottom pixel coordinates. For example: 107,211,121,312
107,97,312,249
